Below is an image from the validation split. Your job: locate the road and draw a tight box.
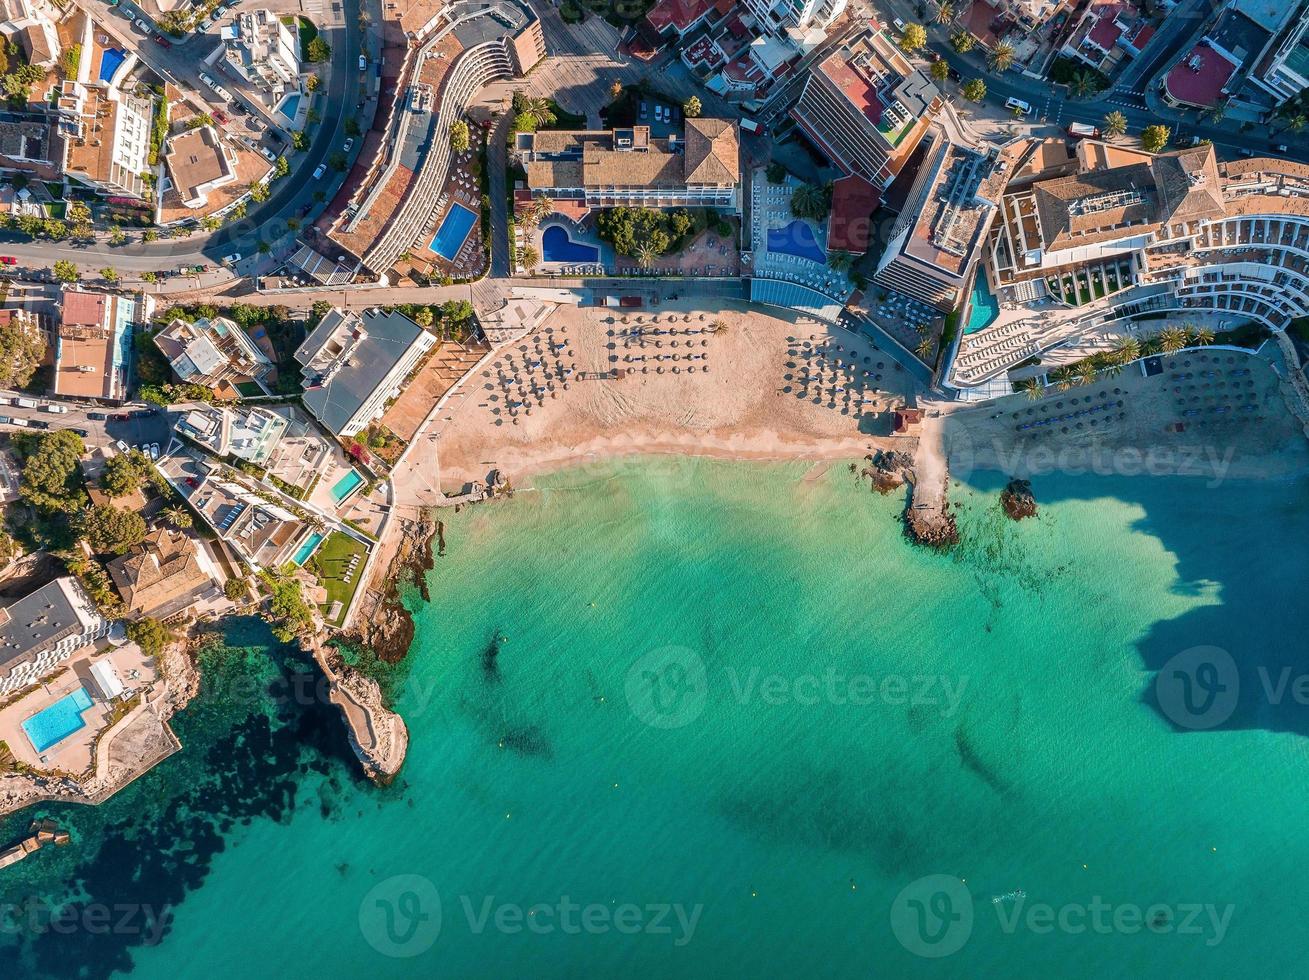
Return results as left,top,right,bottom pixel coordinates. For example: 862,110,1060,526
6,0,365,279
0,392,172,452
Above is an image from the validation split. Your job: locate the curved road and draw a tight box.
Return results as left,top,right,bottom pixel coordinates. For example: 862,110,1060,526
3,0,364,278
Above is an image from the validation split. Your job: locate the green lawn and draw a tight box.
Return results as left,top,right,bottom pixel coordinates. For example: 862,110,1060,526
314,531,369,626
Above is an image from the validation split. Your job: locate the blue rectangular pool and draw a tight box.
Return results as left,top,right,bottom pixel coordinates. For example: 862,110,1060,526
330,469,363,503
99,49,127,84
292,532,325,566
23,688,94,754
428,204,478,260
964,273,1000,334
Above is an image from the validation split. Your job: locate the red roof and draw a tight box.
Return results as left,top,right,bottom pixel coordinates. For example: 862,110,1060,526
827,174,880,255
818,50,884,126
646,0,730,33
1087,14,1124,50
62,290,108,328
1127,23,1154,47
1164,42,1238,108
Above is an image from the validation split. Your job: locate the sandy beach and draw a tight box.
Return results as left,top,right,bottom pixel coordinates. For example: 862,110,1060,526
429,299,922,490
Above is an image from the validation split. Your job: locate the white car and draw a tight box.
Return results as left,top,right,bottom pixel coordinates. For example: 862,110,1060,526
135,17,152,33
343,138,354,153
148,443,160,460
893,17,907,32
199,17,214,31
312,163,326,179
115,440,130,453
223,252,241,264
358,55,367,71
1005,97,1032,115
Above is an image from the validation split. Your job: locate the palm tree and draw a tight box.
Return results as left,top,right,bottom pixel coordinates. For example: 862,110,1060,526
1070,69,1098,98
950,30,975,54
1156,325,1189,354
523,97,556,128
1102,111,1128,138
533,196,555,224
1019,377,1044,400
1191,325,1215,345
1112,336,1141,364
163,506,192,529
916,336,936,361
935,0,955,23
709,319,727,335
1202,102,1228,125
988,43,1015,72
827,249,854,272
1051,365,1077,391
1282,113,1308,134
790,182,829,220
0,742,14,775
634,244,657,268
1076,361,1098,386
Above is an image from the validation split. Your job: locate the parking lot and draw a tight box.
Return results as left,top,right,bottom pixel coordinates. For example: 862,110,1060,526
0,394,173,454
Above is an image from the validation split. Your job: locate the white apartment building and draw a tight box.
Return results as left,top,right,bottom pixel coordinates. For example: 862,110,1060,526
0,578,112,697
223,8,301,96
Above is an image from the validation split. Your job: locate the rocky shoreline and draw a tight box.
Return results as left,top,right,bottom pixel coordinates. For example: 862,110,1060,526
305,636,408,785
345,511,437,664
1000,479,1039,520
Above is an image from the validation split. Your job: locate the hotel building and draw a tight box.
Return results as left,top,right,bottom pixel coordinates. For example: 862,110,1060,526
0,578,112,697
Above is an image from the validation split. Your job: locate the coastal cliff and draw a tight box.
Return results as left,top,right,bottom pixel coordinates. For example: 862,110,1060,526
346,511,437,663
306,636,408,784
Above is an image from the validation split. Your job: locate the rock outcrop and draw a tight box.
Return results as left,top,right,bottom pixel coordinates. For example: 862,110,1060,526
1000,479,1038,521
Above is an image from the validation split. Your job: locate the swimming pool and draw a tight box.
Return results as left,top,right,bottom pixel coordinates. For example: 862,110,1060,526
292,532,325,566
22,688,94,754
277,92,301,122
541,225,600,263
964,272,1000,333
767,219,825,264
428,204,478,261
330,469,363,504
99,49,127,84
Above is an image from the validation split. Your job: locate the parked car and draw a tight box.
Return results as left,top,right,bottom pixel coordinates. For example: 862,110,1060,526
198,17,213,31
947,66,961,82
639,100,648,119
223,252,242,264
0,256,15,265
343,138,354,153
259,146,276,161
358,55,367,71
134,17,152,33
1276,143,1289,153
42,404,67,414
29,419,49,429
115,440,130,453
213,109,230,124
1239,147,1256,157
312,163,326,179
1005,97,1032,115
185,476,200,488
893,17,907,32
71,427,90,437
153,35,171,47
148,444,159,460
87,411,107,420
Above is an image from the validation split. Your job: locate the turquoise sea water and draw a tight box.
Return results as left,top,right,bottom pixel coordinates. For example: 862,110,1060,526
2,458,1308,978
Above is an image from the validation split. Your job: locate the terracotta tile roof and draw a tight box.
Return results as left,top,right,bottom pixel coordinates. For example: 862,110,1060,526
62,289,108,328
683,117,739,185
107,528,214,618
1150,145,1225,224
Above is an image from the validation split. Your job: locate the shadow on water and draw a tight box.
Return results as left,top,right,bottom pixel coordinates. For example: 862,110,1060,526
965,468,1309,739
0,618,368,980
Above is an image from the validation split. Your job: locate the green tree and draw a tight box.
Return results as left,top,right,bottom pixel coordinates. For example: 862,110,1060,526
305,73,321,92
19,430,85,512
52,259,79,283
163,505,192,528
412,306,434,327
78,504,146,555
345,118,361,137
1141,124,1170,153
42,219,67,240
962,78,987,103
329,151,347,171
988,42,1016,72
261,571,315,641
1102,111,1128,138
100,450,151,498
108,226,128,246
950,30,975,53
99,267,119,284
827,249,855,272
899,23,927,53
929,58,950,84
935,1,955,23
1111,336,1141,364
450,119,471,153
67,200,91,224
292,130,310,151
765,162,787,184
306,36,331,62
126,617,172,658
1156,325,1189,353
1019,377,1044,400
0,314,45,388
224,577,247,601
683,95,702,118
1070,69,1099,97
790,182,832,221
274,155,290,178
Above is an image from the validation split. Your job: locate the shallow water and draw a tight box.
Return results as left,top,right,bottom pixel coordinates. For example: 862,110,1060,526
1,458,1306,978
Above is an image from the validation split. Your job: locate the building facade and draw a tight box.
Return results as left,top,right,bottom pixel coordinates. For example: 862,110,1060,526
223,9,301,96
791,29,942,189
0,577,112,697
52,288,138,401
153,316,274,394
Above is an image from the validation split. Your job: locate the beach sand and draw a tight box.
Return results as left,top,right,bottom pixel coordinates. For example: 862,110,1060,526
940,345,1309,483
429,299,922,491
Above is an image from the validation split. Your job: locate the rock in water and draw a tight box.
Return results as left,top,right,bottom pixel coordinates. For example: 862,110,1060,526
1000,479,1038,521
